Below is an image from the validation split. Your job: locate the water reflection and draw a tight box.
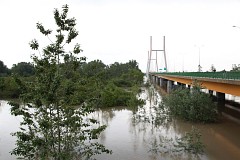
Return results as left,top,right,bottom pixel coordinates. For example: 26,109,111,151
93,87,207,160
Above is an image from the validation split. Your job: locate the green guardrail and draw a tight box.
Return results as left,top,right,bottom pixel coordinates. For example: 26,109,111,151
152,72,240,80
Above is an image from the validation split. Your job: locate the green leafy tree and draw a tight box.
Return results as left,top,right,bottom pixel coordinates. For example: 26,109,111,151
11,62,35,77
0,77,4,91
210,64,216,72
0,77,20,98
80,60,106,78
127,60,139,70
9,4,110,160
163,81,218,123
0,60,10,76
107,60,144,87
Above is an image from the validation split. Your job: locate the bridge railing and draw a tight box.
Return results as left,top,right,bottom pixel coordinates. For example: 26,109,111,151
152,72,240,80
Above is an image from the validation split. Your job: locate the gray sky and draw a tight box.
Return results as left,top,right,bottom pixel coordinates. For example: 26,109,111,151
1,0,240,72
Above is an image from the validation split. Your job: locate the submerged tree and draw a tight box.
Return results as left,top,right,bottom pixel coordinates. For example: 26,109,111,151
9,4,110,160
163,81,218,123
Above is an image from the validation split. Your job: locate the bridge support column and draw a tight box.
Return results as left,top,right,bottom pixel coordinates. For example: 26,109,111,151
163,79,168,89
216,91,225,105
160,78,164,87
155,76,157,84
167,80,174,93
208,90,214,97
208,90,215,101
156,77,159,86
151,75,155,84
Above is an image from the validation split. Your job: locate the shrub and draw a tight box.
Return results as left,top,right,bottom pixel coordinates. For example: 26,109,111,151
163,82,218,123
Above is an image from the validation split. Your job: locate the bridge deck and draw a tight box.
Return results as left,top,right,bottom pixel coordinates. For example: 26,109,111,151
154,71,240,80
152,72,240,96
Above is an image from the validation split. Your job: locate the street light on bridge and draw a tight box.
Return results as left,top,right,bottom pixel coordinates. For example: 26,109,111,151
194,45,203,72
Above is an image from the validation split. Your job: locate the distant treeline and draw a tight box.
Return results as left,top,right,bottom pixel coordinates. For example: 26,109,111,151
0,61,35,77
0,59,144,108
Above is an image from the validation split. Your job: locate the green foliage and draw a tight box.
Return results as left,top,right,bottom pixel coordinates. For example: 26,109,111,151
107,60,144,88
0,77,20,98
163,81,218,123
1,57,144,104
100,83,132,107
11,62,35,77
106,60,143,81
80,60,106,79
76,59,144,108
0,77,4,91
0,60,10,76
9,4,111,159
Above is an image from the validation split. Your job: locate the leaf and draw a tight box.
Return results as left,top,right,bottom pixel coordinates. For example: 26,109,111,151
29,39,39,50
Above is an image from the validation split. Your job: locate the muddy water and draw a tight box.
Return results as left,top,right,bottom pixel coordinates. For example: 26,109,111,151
0,101,19,160
1,87,240,160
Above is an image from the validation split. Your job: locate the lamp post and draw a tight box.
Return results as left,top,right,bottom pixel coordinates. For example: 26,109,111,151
194,45,203,72
232,25,240,71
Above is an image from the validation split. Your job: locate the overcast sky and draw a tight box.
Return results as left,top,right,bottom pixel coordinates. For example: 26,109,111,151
1,0,240,72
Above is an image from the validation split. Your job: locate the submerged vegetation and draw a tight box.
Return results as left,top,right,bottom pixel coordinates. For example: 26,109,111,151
133,81,218,157
149,127,205,157
163,81,218,123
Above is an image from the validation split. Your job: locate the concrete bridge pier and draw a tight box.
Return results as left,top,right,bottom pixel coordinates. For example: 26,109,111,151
151,75,155,84
160,78,164,87
216,91,225,105
163,79,168,89
152,75,155,84
156,77,160,86
209,90,213,96
154,76,158,85
167,80,174,93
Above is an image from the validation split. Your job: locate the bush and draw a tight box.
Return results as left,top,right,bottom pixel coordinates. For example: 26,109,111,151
163,82,218,123
0,77,20,98
100,83,131,107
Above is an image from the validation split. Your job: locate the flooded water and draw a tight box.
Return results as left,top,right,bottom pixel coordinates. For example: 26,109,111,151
1,87,240,160
0,101,19,160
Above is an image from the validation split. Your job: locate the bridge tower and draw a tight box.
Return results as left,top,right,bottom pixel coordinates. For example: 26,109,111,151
146,36,167,80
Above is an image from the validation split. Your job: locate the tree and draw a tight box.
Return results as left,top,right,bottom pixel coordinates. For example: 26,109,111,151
11,62,35,76
9,4,110,160
80,60,106,78
163,81,218,123
0,60,10,76
127,60,139,70
210,64,216,72
231,64,240,72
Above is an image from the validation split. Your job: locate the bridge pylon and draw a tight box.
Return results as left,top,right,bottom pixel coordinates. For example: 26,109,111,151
146,36,167,80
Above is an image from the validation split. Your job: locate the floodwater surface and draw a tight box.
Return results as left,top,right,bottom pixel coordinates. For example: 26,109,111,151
1,88,240,159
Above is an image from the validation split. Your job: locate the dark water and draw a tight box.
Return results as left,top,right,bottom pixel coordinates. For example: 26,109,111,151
1,88,240,159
